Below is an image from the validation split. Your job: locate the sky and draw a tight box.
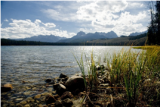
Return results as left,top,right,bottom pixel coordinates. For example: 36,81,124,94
1,1,151,39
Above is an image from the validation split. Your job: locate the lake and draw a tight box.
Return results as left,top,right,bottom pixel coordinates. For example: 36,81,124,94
1,46,143,106
1,46,141,86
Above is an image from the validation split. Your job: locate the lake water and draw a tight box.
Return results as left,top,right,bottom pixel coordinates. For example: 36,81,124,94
1,46,143,106
1,46,141,86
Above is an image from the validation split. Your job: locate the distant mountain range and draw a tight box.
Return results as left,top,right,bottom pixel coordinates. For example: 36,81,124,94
15,35,66,43
13,30,147,43
58,31,118,43
129,31,147,36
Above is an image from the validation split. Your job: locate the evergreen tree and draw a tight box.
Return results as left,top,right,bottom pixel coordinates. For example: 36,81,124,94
147,1,160,45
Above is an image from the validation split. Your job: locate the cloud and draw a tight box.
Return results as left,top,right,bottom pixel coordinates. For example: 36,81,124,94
41,1,149,36
1,19,75,39
4,19,9,22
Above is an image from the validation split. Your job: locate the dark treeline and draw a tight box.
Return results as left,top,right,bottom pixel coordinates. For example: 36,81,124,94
147,1,160,45
129,33,147,40
1,38,145,46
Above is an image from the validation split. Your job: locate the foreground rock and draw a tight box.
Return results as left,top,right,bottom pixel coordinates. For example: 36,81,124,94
45,95,56,105
56,84,67,95
61,91,73,100
59,73,68,78
1,83,13,92
65,75,85,94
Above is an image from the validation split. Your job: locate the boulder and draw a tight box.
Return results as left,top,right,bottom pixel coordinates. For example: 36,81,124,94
62,98,73,107
56,84,66,96
1,83,13,92
65,76,85,93
59,73,68,78
45,95,56,105
60,91,73,100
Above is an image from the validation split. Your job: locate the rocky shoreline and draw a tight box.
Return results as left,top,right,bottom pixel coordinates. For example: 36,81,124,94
1,65,160,107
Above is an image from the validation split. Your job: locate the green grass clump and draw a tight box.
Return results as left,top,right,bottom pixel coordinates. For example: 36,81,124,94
74,46,160,106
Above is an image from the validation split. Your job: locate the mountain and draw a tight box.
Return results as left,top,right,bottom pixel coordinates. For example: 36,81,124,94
58,31,118,43
15,35,66,43
97,31,118,38
129,31,147,36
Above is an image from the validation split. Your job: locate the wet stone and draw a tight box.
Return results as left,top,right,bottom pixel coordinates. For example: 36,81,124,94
34,94,41,99
24,104,30,107
19,100,27,105
15,98,24,102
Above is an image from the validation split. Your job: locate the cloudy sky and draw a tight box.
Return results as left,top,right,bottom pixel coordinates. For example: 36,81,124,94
1,1,151,39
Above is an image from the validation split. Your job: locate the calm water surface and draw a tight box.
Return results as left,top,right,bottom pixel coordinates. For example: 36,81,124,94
1,46,141,86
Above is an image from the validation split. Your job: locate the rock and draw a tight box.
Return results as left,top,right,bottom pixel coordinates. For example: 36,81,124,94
15,98,23,102
62,98,73,107
45,79,55,84
45,95,56,105
34,94,41,99
65,76,85,93
59,73,68,78
55,100,62,107
1,83,13,92
60,91,73,100
54,94,60,100
26,97,34,103
53,83,59,90
62,77,69,82
23,91,32,95
96,65,104,70
41,92,52,96
24,104,30,107
56,84,66,96
19,100,27,105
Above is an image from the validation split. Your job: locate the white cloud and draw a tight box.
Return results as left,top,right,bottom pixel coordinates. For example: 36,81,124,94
42,9,77,21
41,1,149,36
1,19,75,39
4,19,9,22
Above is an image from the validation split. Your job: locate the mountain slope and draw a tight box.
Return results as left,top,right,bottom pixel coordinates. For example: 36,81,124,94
58,31,118,43
15,35,66,43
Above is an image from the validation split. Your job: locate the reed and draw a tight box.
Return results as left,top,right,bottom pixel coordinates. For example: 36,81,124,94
74,46,160,106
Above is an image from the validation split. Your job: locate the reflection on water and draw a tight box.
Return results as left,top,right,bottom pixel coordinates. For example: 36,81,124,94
1,46,141,86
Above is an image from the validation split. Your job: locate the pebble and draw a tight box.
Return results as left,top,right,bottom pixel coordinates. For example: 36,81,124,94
15,98,23,101
24,104,30,107
19,100,27,105
34,94,41,99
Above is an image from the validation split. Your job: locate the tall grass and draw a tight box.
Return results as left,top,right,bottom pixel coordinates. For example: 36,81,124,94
73,51,98,92
74,46,160,106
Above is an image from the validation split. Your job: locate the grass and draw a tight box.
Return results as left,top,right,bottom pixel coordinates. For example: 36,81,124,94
74,46,160,107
